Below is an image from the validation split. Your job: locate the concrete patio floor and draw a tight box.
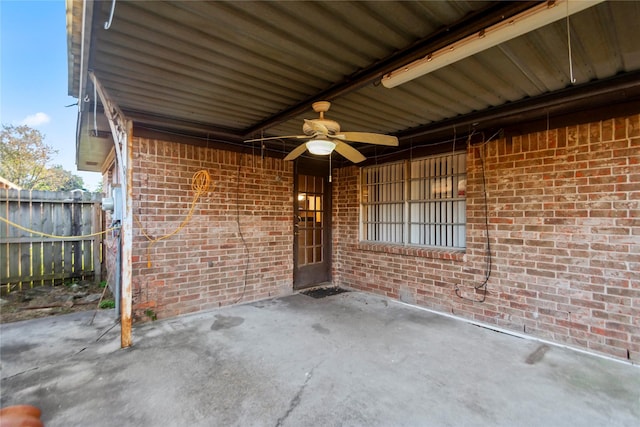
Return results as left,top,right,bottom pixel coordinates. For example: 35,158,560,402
1,291,638,426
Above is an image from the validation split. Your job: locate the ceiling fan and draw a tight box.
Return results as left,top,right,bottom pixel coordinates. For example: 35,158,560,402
245,101,398,163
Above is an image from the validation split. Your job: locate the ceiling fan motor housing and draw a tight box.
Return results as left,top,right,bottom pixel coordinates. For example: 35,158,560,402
251,100,397,163
303,119,340,135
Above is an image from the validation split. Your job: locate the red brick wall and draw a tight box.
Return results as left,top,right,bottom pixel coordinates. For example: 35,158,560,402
130,138,293,320
333,114,640,362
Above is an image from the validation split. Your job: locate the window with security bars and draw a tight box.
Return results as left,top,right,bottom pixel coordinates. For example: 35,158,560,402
361,162,405,244
361,152,466,249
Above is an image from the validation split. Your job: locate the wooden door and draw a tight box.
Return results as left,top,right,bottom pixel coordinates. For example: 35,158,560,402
293,170,331,289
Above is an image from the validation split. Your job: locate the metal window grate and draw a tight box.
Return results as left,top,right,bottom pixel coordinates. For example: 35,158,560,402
408,153,466,248
361,153,466,249
361,162,404,244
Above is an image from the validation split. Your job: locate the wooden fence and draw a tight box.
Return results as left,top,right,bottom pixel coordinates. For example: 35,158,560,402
0,189,103,291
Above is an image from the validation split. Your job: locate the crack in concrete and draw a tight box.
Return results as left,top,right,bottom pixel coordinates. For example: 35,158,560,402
275,365,317,427
2,366,39,381
1,328,113,381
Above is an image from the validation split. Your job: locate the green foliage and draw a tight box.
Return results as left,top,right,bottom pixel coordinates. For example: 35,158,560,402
0,124,56,189
144,309,158,321
99,280,108,288
37,165,85,191
0,124,85,191
99,299,116,309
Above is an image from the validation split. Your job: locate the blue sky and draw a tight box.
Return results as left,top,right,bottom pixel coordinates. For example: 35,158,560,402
1,0,101,191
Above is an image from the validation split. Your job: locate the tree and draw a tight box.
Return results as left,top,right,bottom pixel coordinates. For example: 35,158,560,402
1,124,85,191
1,124,57,189
37,165,85,191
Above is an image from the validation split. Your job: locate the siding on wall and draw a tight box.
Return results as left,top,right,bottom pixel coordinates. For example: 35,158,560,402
130,138,293,320
334,114,640,362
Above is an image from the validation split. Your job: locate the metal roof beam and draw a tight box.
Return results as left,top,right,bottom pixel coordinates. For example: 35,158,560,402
396,71,640,143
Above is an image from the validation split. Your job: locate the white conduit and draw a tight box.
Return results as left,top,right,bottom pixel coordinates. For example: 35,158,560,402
104,0,117,30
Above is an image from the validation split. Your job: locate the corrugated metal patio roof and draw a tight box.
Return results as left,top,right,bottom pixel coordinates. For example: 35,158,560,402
67,0,640,171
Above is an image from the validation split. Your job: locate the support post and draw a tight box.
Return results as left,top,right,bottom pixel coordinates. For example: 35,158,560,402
121,121,133,348
89,71,133,348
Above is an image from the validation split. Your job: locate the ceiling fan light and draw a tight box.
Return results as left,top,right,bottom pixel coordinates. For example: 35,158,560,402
306,139,336,155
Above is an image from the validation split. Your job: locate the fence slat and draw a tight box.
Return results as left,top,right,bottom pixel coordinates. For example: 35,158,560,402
92,202,102,284
1,189,9,290
42,196,55,286
7,191,22,289
62,202,73,282
31,196,43,286
72,201,82,278
82,203,93,279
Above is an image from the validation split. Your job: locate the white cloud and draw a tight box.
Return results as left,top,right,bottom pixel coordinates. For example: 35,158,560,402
21,112,51,127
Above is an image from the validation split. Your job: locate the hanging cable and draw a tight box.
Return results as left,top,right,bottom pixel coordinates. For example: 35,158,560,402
452,125,457,153
0,216,120,239
135,170,213,267
454,130,500,303
234,154,249,304
566,0,577,84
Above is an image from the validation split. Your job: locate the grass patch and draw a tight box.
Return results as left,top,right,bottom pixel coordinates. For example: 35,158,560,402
99,299,116,309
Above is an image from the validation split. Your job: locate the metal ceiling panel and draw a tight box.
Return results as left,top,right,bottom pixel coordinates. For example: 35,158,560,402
265,1,640,139
67,1,640,170
83,0,493,127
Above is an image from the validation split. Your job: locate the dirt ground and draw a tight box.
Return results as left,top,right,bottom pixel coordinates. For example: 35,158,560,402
0,280,114,324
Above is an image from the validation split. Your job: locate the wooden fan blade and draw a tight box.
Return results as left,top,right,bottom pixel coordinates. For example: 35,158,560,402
245,135,307,143
336,132,398,146
334,141,366,163
283,143,308,161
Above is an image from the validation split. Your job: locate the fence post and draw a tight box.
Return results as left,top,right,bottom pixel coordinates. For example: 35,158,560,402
92,199,103,284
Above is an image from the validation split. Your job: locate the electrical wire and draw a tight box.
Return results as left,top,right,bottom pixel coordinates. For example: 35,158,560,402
139,126,261,151
140,124,466,164
234,154,250,304
135,170,213,267
454,130,499,303
103,225,121,255
0,216,120,239
366,135,466,162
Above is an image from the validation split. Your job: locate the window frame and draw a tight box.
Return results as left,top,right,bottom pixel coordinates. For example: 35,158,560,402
360,151,467,250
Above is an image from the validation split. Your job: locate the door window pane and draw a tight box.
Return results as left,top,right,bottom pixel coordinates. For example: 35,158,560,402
297,175,325,266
